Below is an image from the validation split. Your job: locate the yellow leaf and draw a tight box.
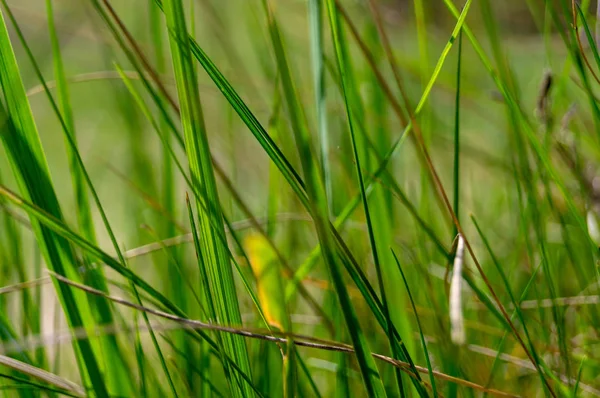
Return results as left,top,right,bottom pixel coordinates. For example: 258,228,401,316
244,232,288,330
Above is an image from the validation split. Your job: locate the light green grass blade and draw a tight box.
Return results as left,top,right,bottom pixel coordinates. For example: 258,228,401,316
308,0,331,209
0,17,108,396
162,0,254,396
0,7,109,396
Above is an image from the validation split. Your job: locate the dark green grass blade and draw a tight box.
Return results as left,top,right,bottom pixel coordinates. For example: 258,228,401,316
186,196,239,395
392,250,437,397
572,357,585,397
452,30,462,232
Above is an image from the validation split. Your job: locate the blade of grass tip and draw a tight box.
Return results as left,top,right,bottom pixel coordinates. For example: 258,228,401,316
0,6,109,396
262,0,387,395
141,224,204,309
392,250,437,397
326,1,405,395
163,0,254,396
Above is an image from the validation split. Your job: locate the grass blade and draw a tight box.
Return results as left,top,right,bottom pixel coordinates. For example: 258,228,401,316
162,0,254,395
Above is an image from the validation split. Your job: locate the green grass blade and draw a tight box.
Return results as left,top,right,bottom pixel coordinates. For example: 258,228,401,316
308,0,331,209
0,7,109,396
392,250,437,397
162,0,254,395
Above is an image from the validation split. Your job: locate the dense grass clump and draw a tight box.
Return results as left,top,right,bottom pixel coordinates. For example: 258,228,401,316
1,0,600,396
